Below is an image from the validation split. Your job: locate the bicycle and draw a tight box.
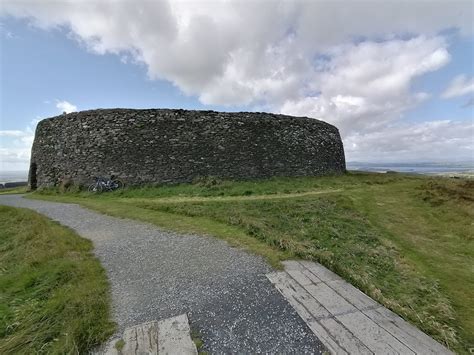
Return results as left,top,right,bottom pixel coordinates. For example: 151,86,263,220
88,175,124,193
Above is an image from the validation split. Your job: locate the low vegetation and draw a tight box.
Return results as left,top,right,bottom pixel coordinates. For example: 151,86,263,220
0,186,28,195
32,172,473,353
0,206,115,354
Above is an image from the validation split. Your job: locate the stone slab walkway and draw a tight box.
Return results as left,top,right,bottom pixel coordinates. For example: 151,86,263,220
97,314,197,355
267,260,453,355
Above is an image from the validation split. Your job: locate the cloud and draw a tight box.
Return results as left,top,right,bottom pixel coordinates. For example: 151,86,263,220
56,100,77,113
0,147,31,165
0,111,68,171
0,21,15,39
1,0,471,106
279,36,448,135
0,119,38,171
0,130,28,137
462,97,474,108
0,126,35,146
441,75,474,98
345,120,474,162
1,0,473,163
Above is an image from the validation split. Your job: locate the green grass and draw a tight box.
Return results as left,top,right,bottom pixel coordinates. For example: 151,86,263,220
114,339,125,351
0,186,28,195
0,205,115,354
191,329,205,353
31,172,474,353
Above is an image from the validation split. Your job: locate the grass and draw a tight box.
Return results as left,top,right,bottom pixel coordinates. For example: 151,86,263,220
0,186,28,195
114,339,125,351
191,329,205,354
0,205,115,354
30,172,473,353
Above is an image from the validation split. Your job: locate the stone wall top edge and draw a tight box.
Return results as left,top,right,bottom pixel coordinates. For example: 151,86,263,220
37,108,338,131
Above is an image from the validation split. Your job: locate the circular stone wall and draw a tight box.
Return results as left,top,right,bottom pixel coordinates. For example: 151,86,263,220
29,109,346,188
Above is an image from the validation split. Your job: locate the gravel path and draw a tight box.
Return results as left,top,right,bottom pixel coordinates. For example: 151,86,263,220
0,194,325,354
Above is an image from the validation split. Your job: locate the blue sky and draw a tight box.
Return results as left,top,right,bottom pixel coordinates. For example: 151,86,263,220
1,1,473,171
408,34,474,122
0,17,230,129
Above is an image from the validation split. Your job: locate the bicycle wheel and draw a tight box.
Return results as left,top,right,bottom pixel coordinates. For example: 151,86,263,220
112,179,124,190
88,183,103,193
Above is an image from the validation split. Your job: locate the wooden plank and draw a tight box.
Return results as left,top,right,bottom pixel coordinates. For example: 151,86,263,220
299,260,343,282
287,269,317,286
319,317,372,355
267,273,346,354
267,272,322,324
157,314,197,355
363,307,453,354
283,261,323,284
271,262,453,355
301,267,323,284
336,312,415,354
282,260,307,271
306,318,350,355
267,272,331,319
268,272,365,354
304,283,357,316
326,280,379,311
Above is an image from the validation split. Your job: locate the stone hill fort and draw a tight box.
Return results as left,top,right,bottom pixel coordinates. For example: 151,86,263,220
28,109,346,189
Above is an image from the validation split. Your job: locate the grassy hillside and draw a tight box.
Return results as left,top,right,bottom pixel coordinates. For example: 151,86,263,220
32,172,473,353
0,206,115,354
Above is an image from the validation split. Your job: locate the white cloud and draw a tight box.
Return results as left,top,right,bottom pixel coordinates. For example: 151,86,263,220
56,100,77,113
1,0,473,163
0,119,38,171
344,120,474,162
441,75,474,98
0,147,31,169
0,130,28,137
279,36,449,135
1,0,471,106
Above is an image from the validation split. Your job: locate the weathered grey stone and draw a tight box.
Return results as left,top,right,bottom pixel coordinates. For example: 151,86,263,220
267,261,454,354
95,315,197,355
28,108,346,188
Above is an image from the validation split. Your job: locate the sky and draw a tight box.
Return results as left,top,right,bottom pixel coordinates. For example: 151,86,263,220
0,0,473,172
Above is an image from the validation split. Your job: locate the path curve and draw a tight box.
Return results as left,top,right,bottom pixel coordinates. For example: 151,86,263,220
0,194,325,354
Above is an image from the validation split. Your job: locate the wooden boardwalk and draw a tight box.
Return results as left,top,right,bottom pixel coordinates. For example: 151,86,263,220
267,261,452,355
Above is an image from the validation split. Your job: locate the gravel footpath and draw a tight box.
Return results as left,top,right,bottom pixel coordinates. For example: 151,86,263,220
0,194,325,354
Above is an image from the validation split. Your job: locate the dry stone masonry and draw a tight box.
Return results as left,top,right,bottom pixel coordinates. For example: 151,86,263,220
28,109,346,189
